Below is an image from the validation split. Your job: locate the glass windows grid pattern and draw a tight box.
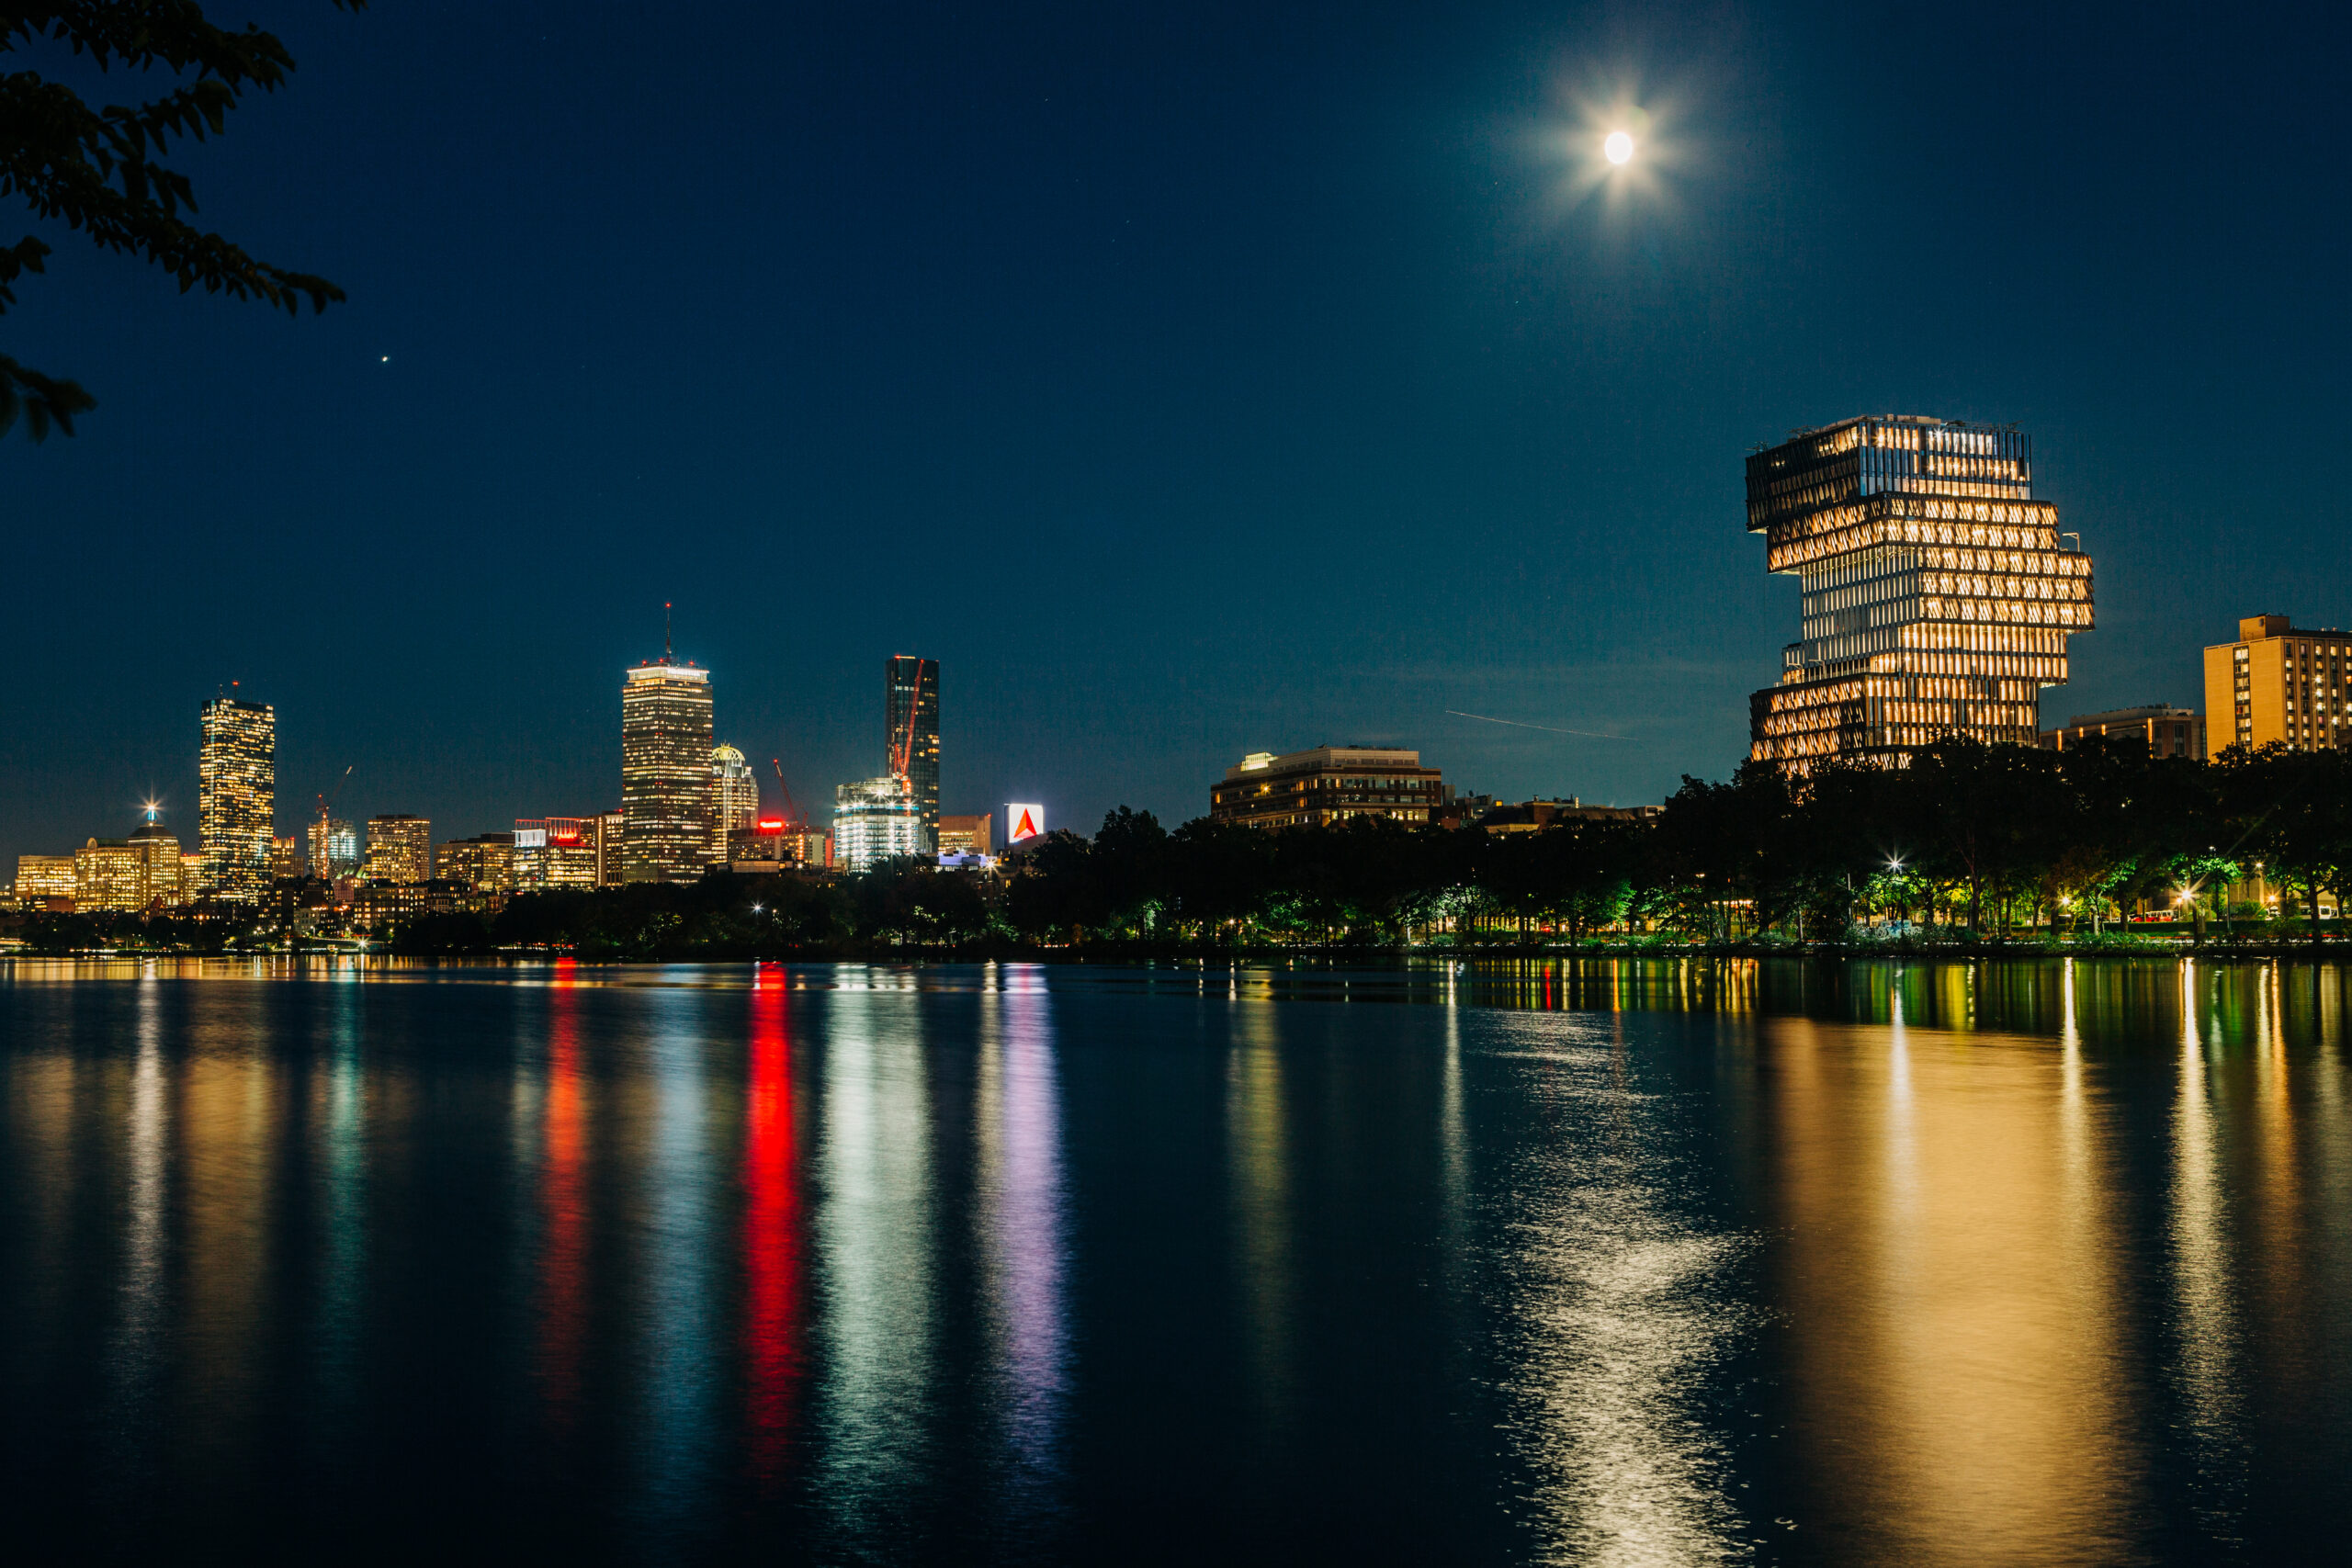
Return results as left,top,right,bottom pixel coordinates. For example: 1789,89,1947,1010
1746,418,2093,770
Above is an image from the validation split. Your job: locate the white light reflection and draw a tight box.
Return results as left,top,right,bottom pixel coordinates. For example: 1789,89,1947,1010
312,979,366,1423
2169,960,2246,1546
638,987,718,1533
817,982,937,1547
1227,1001,1295,1427
977,964,1070,1527
1500,1015,1744,1562
103,974,170,1484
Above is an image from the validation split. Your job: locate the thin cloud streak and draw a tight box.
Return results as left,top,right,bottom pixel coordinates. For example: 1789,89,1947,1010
1444,711,1626,740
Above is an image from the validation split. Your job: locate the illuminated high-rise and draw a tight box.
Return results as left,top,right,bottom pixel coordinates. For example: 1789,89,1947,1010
710,743,760,863
835,774,922,873
622,654,715,882
886,656,940,852
1745,416,2094,769
199,694,275,900
310,817,359,879
362,815,433,884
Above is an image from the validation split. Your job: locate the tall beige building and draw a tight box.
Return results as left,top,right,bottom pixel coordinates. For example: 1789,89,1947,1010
75,839,146,911
200,694,276,901
594,808,625,886
362,815,434,883
2203,615,2352,756
622,658,714,882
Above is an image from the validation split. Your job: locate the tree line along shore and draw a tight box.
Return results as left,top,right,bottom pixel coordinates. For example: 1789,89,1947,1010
7,737,2349,960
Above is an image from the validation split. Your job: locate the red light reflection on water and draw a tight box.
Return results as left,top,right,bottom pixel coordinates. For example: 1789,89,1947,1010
539,958,588,1428
742,964,805,1486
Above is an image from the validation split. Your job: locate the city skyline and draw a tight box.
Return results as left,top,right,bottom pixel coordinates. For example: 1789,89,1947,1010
15,584,2350,881
2,2,2345,873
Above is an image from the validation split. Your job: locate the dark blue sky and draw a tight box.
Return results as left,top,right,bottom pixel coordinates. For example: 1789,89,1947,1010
5,0,2346,862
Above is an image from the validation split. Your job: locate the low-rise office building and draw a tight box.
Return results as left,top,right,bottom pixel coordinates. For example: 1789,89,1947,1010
938,813,992,856
1210,746,1446,829
352,880,462,931
435,833,515,893
13,853,75,908
513,818,600,889
2038,705,2205,759
1472,798,1663,833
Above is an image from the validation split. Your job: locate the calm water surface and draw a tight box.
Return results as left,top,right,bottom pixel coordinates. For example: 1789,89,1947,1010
3,957,2349,1564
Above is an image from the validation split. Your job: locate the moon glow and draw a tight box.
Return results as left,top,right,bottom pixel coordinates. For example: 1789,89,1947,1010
1603,130,1634,165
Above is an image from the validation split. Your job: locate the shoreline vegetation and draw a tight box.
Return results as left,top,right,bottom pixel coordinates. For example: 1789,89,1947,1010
7,736,2348,964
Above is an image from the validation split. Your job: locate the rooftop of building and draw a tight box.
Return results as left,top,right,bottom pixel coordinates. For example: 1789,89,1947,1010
1225,745,1430,780
2059,706,2200,728
2229,615,2348,643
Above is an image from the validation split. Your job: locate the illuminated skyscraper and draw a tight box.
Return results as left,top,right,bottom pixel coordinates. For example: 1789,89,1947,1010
310,817,359,879
199,694,275,901
834,774,922,873
622,651,715,883
1745,416,2094,769
886,655,940,852
710,743,760,863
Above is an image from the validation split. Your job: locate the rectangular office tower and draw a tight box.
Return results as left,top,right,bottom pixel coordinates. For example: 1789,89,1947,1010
2202,616,2352,755
1745,415,2095,769
886,655,940,852
199,694,276,901
621,659,715,882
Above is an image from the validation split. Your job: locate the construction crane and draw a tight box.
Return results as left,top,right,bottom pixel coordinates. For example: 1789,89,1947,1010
770,759,805,828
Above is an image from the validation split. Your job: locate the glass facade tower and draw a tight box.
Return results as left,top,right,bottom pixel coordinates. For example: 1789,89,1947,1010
621,660,715,882
710,743,761,863
1746,415,2095,769
885,656,940,852
834,774,922,873
199,694,275,901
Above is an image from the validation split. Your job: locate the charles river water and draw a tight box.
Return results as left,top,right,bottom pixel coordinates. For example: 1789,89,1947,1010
2,957,2348,1565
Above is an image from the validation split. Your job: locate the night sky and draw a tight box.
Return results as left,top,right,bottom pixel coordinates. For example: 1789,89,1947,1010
5,1,2346,864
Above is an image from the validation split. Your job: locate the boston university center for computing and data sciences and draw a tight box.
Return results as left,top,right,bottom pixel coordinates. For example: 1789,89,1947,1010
1744,414,2096,770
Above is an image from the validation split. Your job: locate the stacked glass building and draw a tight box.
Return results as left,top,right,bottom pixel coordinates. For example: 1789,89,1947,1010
199,694,276,901
621,660,715,882
1746,415,2095,769
885,656,940,852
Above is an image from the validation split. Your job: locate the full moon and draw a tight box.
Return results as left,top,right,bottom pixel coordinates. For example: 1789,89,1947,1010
1603,130,1634,165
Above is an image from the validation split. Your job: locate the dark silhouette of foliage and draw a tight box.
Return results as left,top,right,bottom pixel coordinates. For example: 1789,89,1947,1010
0,2,361,438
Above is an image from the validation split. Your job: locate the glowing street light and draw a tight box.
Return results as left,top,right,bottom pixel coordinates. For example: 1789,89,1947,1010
1603,130,1634,165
